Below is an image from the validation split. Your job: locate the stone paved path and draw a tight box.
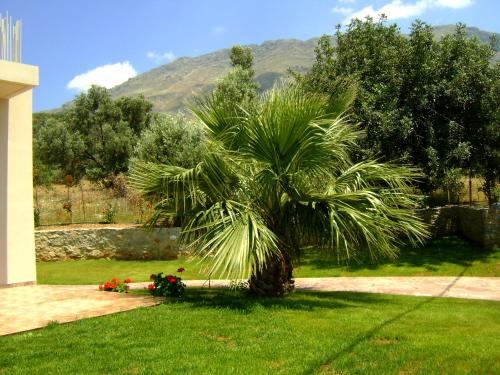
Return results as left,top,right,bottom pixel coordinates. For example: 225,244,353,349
1,276,498,336
292,276,500,301
133,276,500,301
0,285,159,336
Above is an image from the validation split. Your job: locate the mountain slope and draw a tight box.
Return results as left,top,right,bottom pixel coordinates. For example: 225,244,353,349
111,39,318,112
107,25,498,113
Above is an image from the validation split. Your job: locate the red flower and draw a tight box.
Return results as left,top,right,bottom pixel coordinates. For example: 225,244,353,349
111,277,119,283
147,283,155,290
98,284,103,290
124,278,132,284
167,276,177,284
104,282,111,289
150,274,156,280
177,267,185,273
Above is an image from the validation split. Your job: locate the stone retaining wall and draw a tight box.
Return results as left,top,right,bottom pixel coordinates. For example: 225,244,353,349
419,206,500,249
35,227,184,261
35,206,500,261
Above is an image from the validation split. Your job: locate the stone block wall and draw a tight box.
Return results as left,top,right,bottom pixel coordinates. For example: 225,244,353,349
482,209,500,249
418,206,459,237
35,205,500,262
419,206,500,248
35,227,184,261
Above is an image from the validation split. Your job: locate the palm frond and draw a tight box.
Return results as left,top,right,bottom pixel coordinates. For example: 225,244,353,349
182,200,281,279
129,153,240,226
189,94,245,149
285,161,428,261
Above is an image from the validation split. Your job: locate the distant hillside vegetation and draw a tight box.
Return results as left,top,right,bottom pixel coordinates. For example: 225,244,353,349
110,38,318,112
59,25,500,114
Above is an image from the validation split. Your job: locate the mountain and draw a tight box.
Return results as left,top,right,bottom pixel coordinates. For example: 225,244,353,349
110,38,318,113
108,26,500,113
432,25,499,49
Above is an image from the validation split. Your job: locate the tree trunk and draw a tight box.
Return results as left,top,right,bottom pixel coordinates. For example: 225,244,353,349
248,252,294,296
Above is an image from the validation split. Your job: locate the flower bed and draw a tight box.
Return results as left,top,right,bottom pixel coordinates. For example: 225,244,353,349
98,277,132,293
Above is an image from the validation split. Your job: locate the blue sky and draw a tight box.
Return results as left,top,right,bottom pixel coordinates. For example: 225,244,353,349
1,0,498,111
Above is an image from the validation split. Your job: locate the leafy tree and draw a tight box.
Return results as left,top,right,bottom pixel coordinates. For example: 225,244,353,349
33,86,154,184
130,84,428,296
295,18,499,199
229,44,254,70
32,112,64,139
213,67,259,107
115,95,153,135
213,45,259,110
133,113,205,169
480,63,500,203
63,85,153,182
433,24,496,197
33,115,85,181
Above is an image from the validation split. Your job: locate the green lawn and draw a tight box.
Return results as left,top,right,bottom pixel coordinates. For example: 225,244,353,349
0,289,498,374
37,236,500,285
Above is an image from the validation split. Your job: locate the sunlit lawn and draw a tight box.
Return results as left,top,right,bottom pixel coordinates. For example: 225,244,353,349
0,289,499,374
37,236,500,285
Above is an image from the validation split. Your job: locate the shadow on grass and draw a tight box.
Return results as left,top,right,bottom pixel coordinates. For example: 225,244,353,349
298,236,495,273
168,287,399,314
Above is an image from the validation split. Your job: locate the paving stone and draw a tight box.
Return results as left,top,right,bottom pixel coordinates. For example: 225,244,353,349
0,285,159,336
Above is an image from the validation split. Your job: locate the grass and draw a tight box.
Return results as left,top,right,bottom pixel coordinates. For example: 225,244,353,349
37,236,500,285
0,289,498,374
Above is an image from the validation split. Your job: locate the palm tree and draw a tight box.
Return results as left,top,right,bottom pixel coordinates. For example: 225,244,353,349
129,84,428,296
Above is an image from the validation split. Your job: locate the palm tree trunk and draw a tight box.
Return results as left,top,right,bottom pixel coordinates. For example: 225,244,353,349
248,252,294,296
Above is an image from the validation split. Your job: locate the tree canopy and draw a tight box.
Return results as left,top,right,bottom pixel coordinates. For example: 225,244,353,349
133,113,205,169
295,18,500,203
33,86,154,183
212,45,259,111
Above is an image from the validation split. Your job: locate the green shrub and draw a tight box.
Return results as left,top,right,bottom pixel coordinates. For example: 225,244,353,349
148,272,185,297
101,203,117,224
133,113,204,169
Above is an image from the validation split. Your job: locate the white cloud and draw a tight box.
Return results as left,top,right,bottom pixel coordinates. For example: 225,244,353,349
212,25,226,34
434,0,473,8
338,0,356,3
67,62,137,91
342,0,474,23
347,0,426,22
332,6,354,15
146,51,176,63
